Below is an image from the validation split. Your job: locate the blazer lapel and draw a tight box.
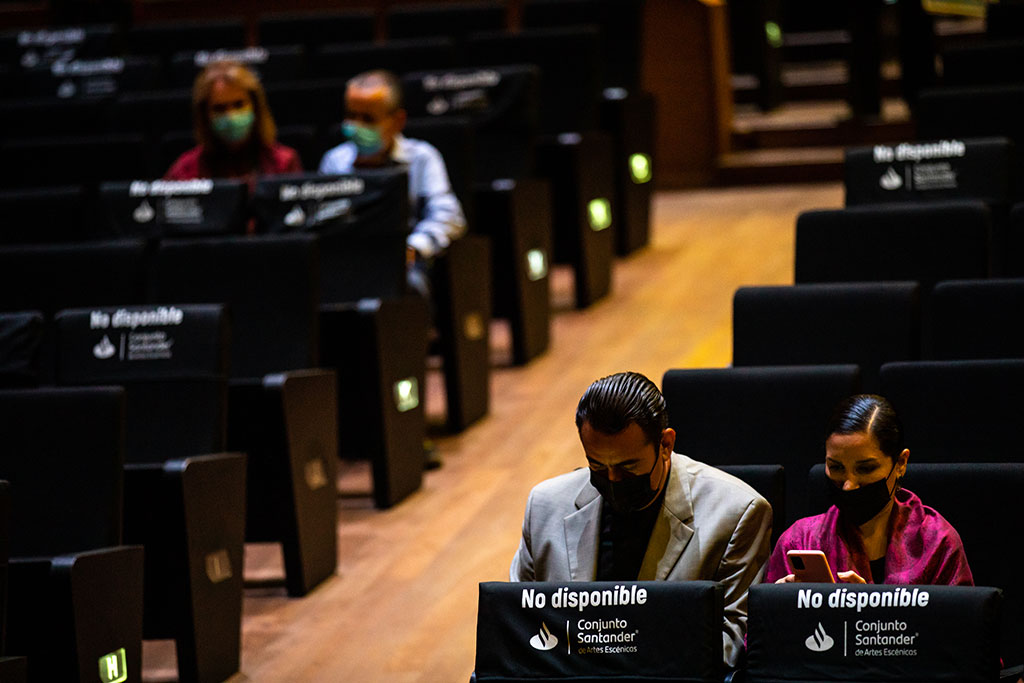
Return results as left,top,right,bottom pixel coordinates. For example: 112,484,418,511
640,454,695,580
564,483,602,580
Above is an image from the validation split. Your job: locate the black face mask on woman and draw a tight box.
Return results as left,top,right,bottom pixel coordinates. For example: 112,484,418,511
590,458,662,515
825,460,898,526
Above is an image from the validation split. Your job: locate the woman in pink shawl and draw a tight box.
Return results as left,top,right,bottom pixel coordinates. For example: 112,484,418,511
766,394,973,586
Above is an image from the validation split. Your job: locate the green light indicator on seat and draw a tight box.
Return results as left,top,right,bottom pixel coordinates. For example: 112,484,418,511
394,377,419,413
765,21,783,48
588,198,612,232
629,153,652,184
99,648,127,683
526,248,548,281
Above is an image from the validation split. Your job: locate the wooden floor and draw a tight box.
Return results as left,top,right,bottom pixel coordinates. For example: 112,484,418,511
144,182,844,682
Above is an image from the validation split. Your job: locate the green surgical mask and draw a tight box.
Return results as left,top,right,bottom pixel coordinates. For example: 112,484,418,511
211,108,255,144
343,121,384,157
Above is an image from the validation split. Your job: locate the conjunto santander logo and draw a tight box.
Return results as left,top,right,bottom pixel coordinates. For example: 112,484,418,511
805,622,835,652
530,622,558,651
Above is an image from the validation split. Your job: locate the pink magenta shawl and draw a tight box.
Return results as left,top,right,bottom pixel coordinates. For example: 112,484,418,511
765,488,974,585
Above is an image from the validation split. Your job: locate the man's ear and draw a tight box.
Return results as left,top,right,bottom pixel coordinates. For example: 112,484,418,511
660,428,676,458
392,108,408,132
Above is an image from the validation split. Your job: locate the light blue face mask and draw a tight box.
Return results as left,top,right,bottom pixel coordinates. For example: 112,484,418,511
211,108,255,144
343,121,385,157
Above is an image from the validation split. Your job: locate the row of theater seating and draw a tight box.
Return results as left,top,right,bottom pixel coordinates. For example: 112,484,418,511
0,0,642,92
655,77,1024,670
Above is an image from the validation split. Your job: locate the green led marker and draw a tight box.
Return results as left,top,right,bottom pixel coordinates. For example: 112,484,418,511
588,198,612,232
629,153,652,184
765,21,783,48
394,377,419,413
99,648,127,683
526,249,548,281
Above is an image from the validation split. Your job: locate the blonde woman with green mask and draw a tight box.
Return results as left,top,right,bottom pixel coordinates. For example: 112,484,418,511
166,60,301,187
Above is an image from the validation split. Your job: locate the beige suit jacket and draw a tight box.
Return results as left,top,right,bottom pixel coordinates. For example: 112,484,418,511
509,453,773,668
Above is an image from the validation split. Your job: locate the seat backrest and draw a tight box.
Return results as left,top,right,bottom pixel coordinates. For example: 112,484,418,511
154,234,320,378
747,583,1002,683
257,10,376,50
0,386,125,557
843,137,1014,207
403,116,476,220
717,464,785,550
54,304,229,464
0,133,152,187
0,24,119,70
97,178,249,239
806,462,1024,670
0,96,110,138
1005,202,1024,276
733,282,921,393
251,170,409,302
168,45,307,88
0,185,88,245
476,580,725,682
465,27,602,134
521,0,643,91
0,239,150,317
402,64,540,181
879,359,1024,463
125,19,246,59
386,1,507,42
111,89,193,141
925,279,1024,360
314,37,457,81
662,364,861,524
794,200,992,290
941,39,1024,88
0,312,44,389
23,55,162,100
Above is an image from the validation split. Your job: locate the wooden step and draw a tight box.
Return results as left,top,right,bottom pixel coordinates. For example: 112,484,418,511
717,146,845,185
731,97,914,150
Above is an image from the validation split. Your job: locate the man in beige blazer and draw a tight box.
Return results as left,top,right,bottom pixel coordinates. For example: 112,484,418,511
510,372,772,669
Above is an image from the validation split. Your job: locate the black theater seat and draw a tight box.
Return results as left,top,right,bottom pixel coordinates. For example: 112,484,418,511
464,29,616,308
53,304,245,683
925,279,1024,360
125,19,246,60
154,234,338,596
466,27,602,134
942,40,1024,88
258,9,376,50
252,172,428,501
403,66,553,363
168,45,308,88
97,178,249,239
879,359,1024,464
0,134,151,188
0,312,43,389
0,186,89,245
795,200,993,290
314,38,457,81
385,1,506,42
0,387,144,683
662,365,861,524
23,55,162,99
0,96,110,138
112,89,193,147
717,464,786,550
264,77,347,130
733,282,921,393
521,0,643,92
0,239,150,318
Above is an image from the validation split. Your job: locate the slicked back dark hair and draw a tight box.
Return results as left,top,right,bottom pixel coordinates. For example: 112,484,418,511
575,372,668,446
825,393,904,461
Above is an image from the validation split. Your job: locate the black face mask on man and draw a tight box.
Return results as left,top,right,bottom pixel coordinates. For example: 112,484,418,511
590,457,662,514
825,460,898,526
